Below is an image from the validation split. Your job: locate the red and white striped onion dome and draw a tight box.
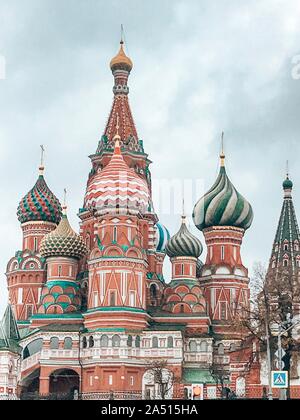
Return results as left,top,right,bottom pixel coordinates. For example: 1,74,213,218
84,140,150,215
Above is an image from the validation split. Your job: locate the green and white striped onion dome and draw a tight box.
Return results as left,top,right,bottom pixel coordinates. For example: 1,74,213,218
193,159,253,231
40,208,88,260
166,216,203,258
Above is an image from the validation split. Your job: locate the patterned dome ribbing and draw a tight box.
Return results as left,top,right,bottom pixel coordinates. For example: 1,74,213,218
155,223,170,253
84,140,150,215
193,158,253,231
166,216,203,258
17,171,62,224
40,209,87,260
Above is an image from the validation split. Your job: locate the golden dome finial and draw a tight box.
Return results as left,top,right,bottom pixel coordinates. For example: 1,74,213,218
220,132,225,167
39,145,45,175
110,29,133,72
63,188,67,215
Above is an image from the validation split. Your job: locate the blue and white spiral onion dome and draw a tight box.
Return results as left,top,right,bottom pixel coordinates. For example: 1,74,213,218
155,222,170,253
193,164,253,231
166,216,203,258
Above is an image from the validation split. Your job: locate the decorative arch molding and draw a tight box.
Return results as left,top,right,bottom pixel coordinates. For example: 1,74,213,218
126,247,143,259
103,245,124,257
89,247,102,260
215,265,231,275
173,302,192,314
234,266,247,277
166,294,181,303
20,257,42,271
8,258,19,272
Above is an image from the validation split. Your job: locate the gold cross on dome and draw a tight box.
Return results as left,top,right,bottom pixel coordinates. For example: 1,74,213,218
40,145,45,167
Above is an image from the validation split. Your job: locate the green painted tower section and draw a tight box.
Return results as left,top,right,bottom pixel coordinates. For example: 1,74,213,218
268,175,300,273
0,305,21,353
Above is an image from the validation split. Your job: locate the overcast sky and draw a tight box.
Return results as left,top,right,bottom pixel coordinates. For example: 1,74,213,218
1,0,300,317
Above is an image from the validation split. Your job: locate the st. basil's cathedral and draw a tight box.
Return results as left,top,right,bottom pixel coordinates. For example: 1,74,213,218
0,39,300,400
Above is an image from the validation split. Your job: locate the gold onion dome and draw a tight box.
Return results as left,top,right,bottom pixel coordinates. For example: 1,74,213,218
110,40,133,72
40,207,88,260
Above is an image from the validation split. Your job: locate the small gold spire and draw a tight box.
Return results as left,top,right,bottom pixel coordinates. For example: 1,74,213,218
121,24,124,44
39,145,45,175
181,198,187,225
63,188,67,215
220,132,225,167
110,30,133,71
113,113,121,142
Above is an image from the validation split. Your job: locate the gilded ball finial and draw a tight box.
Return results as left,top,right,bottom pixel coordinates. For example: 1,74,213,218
110,39,133,72
220,132,225,167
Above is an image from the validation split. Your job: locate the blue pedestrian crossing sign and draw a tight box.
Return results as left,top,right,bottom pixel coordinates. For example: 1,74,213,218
271,371,288,388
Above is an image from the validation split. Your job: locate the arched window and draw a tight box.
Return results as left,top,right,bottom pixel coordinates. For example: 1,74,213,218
113,226,117,242
218,343,225,355
152,337,159,348
110,291,116,307
112,335,121,347
180,304,184,313
127,335,133,347
50,337,59,350
82,337,87,349
100,335,109,347
181,264,184,275
167,336,174,348
135,335,141,348
284,244,289,251
283,259,288,267
189,340,197,352
89,336,94,348
200,341,208,352
64,337,73,350
150,284,157,300
221,245,225,261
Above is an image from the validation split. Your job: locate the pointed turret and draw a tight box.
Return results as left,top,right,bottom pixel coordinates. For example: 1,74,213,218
17,146,62,226
0,305,21,353
87,37,152,194
268,173,300,274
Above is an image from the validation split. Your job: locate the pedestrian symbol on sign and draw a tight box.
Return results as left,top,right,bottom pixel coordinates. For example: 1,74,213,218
271,371,288,388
